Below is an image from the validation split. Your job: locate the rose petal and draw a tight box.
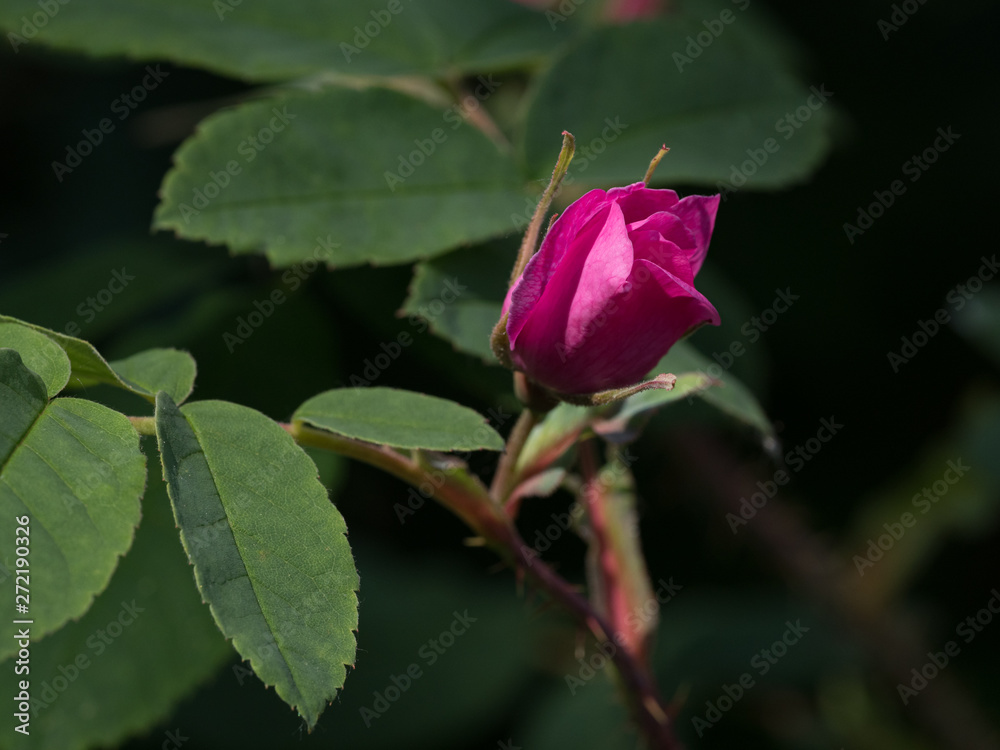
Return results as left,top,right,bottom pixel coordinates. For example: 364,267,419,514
628,230,694,286
507,188,609,342
634,259,720,324
509,203,633,383
627,211,699,258
668,194,720,275
610,183,680,225
521,257,718,393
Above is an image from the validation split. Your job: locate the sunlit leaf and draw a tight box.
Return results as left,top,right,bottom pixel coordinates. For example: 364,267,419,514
0,350,145,659
155,393,358,727
294,387,504,451
154,88,527,268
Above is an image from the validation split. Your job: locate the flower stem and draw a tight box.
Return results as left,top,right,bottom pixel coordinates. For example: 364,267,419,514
642,145,670,186
288,422,508,534
579,440,646,663
285,420,682,749
489,407,540,503
490,132,576,367
508,131,575,286
513,542,681,750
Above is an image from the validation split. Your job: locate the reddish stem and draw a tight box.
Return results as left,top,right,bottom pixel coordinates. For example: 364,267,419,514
288,422,683,749
580,441,645,663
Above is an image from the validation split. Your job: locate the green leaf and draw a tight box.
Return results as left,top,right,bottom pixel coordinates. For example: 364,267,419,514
0,314,122,392
520,7,834,188
0,463,233,750
0,350,47,465
515,402,592,477
511,466,567,503
294,387,504,452
106,348,197,404
154,87,527,268
657,340,775,443
0,315,195,403
0,323,71,398
401,238,517,362
599,371,717,433
0,0,560,83
0,349,146,659
154,393,359,728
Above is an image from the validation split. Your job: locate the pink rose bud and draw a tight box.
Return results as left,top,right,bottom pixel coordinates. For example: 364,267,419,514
508,0,664,22
502,182,721,395
601,0,666,22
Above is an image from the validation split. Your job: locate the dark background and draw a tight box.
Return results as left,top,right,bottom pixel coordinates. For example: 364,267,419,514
1,0,998,748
